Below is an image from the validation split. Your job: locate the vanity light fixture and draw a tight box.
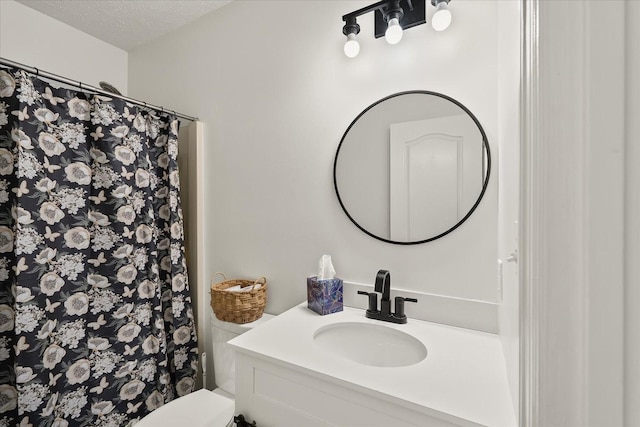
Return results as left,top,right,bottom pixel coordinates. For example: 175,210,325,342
341,0,452,57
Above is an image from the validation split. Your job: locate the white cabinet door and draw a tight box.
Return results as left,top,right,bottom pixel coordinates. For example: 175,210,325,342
234,353,471,427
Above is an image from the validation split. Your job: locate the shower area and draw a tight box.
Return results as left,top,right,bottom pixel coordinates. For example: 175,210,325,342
0,61,200,426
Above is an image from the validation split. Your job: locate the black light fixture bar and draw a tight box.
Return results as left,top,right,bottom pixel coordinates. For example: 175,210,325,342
342,0,413,23
341,0,450,58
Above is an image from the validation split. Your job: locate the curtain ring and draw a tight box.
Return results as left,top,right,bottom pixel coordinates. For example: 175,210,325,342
34,67,39,77
160,106,164,113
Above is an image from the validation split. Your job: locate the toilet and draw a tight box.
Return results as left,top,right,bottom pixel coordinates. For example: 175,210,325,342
136,312,274,427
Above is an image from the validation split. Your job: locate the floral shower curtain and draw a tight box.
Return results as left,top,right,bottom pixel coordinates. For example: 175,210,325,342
0,66,198,426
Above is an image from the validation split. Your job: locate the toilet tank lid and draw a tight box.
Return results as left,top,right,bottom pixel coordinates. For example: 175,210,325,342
210,312,274,334
135,389,233,427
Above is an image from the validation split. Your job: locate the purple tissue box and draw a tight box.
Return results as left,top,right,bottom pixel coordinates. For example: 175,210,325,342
307,276,343,315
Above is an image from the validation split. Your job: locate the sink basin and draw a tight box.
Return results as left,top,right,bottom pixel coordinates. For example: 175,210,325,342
313,322,427,367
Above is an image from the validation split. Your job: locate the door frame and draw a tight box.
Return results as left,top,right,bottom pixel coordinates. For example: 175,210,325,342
519,0,626,425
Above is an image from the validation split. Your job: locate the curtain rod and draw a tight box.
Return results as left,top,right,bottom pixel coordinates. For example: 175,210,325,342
0,57,199,122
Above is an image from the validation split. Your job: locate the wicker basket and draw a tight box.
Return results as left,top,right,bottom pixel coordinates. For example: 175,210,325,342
210,273,267,324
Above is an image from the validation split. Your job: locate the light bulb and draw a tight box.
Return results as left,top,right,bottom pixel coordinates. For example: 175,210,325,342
385,17,403,45
343,33,360,58
432,2,452,31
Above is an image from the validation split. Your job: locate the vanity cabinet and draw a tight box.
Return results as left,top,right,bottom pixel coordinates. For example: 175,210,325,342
229,304,515,427
235,352,462,427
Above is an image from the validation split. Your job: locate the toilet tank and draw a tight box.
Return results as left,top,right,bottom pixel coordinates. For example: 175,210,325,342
210,313,273,395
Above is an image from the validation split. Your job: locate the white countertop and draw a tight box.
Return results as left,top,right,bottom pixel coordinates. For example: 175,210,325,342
229,303,516,427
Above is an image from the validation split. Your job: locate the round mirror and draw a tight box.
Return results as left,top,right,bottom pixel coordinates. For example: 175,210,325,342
333,91,491,245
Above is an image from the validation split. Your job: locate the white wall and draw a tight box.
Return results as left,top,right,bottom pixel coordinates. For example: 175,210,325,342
0,0,127,93
625,1,640,424
129,0,507,305
128,0,517,387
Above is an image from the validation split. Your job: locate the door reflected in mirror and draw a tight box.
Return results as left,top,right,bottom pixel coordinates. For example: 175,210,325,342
333,91,490,245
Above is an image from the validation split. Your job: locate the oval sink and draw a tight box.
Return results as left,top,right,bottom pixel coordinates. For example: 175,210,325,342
313,322,427,368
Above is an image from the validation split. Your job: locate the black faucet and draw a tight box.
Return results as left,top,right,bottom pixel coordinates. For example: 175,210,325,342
357,269,417,324
375,270,392,316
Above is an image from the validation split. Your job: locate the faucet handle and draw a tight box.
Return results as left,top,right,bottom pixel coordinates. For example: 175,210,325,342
357,290,378,313
394,296,417,319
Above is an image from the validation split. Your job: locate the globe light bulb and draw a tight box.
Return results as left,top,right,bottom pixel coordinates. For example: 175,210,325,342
385,17,403,45
432,2,452,31
343,33,360,58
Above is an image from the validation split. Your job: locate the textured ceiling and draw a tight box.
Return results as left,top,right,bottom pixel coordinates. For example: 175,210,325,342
16,0,233,51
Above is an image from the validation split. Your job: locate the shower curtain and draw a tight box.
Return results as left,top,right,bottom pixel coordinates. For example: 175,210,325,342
0,67,198,426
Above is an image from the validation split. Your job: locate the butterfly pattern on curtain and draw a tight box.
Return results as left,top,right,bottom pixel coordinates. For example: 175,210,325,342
0,67,198,427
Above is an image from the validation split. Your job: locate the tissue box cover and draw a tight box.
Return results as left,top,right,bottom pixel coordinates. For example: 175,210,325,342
307,276,343,315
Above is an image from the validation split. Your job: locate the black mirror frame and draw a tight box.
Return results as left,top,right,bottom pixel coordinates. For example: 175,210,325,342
333,90,492,245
